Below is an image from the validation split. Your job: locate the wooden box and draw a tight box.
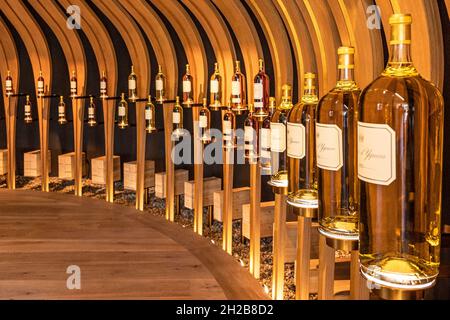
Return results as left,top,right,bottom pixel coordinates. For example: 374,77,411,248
123,160,155,191
213,187,250,222
242,201,275,240
24,150,51,177
0,149,7,175
58,152,87,180
91,155,121,185
184,177,222,209
155,169,189,198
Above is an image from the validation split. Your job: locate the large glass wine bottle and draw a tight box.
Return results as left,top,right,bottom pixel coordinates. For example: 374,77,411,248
210,62,222,111
358,14,444,291
155,65,166,103
231,60,247,114
182,64,194,107
316,47,360,244
253,58,269,118
244,104,258,163
260,97,276,175
128,65,137,101
287,73,319,213
269,85,293,187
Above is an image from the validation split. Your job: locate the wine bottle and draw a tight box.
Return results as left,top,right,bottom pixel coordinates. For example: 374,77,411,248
199,98,211,143
223,102,235,150
145,95,156,133
287,73,319,212
231,61,247,114
5,70,13,95
269,85,293,187
37,71,44,97
260,97,276,174
88,96,97,127
70,70,77,97
316,47,360,243
244,104,258,163
155,65,166,103
172,96,184,139
253,58,269,118
58,96,67,125
128,65,137,101
100,70,107,98
210,62,222,111
182,64,194,106
117,93,128,129
358,14,444,290
24,95,32,124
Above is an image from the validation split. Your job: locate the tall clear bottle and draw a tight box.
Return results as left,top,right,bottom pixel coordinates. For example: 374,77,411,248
155,65,166,103
199,98,211,143
37,71,45,97
260,97,276,175
244,104,258,163
172,96,184,139
253,58,269,118
182,64,194,107
58,96,67,125
223,102,236,150
231,61,247,114
70,70,77,97
269,85,293,187
88,96,97,127
100,71,107,98
210,62,222,111
358,14,444,291
5,70,13,95
117,93,129,129
145,95,156,133
287,73,319,212
316,47,360,243
24,95,33,124
128,65,137,101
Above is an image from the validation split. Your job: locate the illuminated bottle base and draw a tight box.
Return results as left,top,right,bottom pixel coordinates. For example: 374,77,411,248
318,217,359,250
287,189,318,218
268,171,288,188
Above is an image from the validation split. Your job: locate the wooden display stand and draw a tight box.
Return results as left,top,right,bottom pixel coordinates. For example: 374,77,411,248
71,97,86,196
123,160,155,191
0,149,8,175
213,187,250,222
101,97,117,203
58,152,86,180
91,155,121,185
24,150,51,177
36,94,54,192
162,100,175,222
4,94,21,189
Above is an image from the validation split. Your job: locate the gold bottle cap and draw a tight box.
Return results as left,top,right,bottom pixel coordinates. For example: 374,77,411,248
90,96,94,103
269,97,276,105
258,58,264,69
235,60,240,71
176,96,180,103
304,72,315,79
148,95,152,102
26,95,30,100
281,84,292,99
60,96,64,102
186,64,190,72
389,13,412,45
158,65,162,73
121,92,125,99
7,70,10,75
214,62,219,71
304,73,316,90
203,97,207,107
248,103,254,112
338,46,355,69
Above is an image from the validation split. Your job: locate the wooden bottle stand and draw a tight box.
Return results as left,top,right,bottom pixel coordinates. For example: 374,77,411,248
318,235,369,300
101,96,118,203
191,102,204,235
162,99,176,222
4,93,22,190
71,95,87,196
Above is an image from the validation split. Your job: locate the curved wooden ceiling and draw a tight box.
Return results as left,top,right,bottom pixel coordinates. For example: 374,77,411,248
0,0,446,104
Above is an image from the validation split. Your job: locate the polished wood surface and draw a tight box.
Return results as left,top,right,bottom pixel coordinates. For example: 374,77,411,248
0,189,266,300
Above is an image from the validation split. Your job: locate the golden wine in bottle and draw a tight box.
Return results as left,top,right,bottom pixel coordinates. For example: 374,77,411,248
172,96,184,139
253,58,269,118
260,97,276,175
358,14,444,290
199,98,211,144
145,95,156,133
88,96,97,127
5,70,13,95
269,85,293,187
37,71,44,97
70,70,77,97
155,65,166,103
287,73,319,212
100,70,107,98
244,104,258,163
117,93,128,129
210,62,222,111
182,64,194,106
231,61,247,114
58,96,67,125
128,65,137,101
316,47,360,242
223,102,235,150
24,95,32,124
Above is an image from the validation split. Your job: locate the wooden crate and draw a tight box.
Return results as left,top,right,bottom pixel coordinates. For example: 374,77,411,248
242,201,275,239
213,187,250,222
0,149,7,175
184,177,222,209
155,169,189,198
24,150,51,177
58,152,87,180
123,160,155,191
91,155,121,185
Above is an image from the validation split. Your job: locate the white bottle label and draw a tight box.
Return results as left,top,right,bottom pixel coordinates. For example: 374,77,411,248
6,80,12,88
287,122,305,159
100,81,107,89
145,109,152,120
89,107,95,116
210,79,219,94
261,128,270,149
183,80,191,93
156,79,163,91
254,83,263,100
357,122,396,185
244,126,254,142
254,101,264,109
173,112,180,124
199,115,208,128
38,81,44,90
71,81,77,89
232,80,240,95
232,97,241,104
223,120,232,140
270,122,286,153
58,106,65,114
118,106,125,116
316,123,343,171
128,79,136,90
25,104,31,112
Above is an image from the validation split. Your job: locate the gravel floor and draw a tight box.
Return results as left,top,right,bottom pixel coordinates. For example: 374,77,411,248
0,174,351,300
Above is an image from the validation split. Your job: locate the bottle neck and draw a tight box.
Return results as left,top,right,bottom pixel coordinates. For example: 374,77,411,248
302,87,318,104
